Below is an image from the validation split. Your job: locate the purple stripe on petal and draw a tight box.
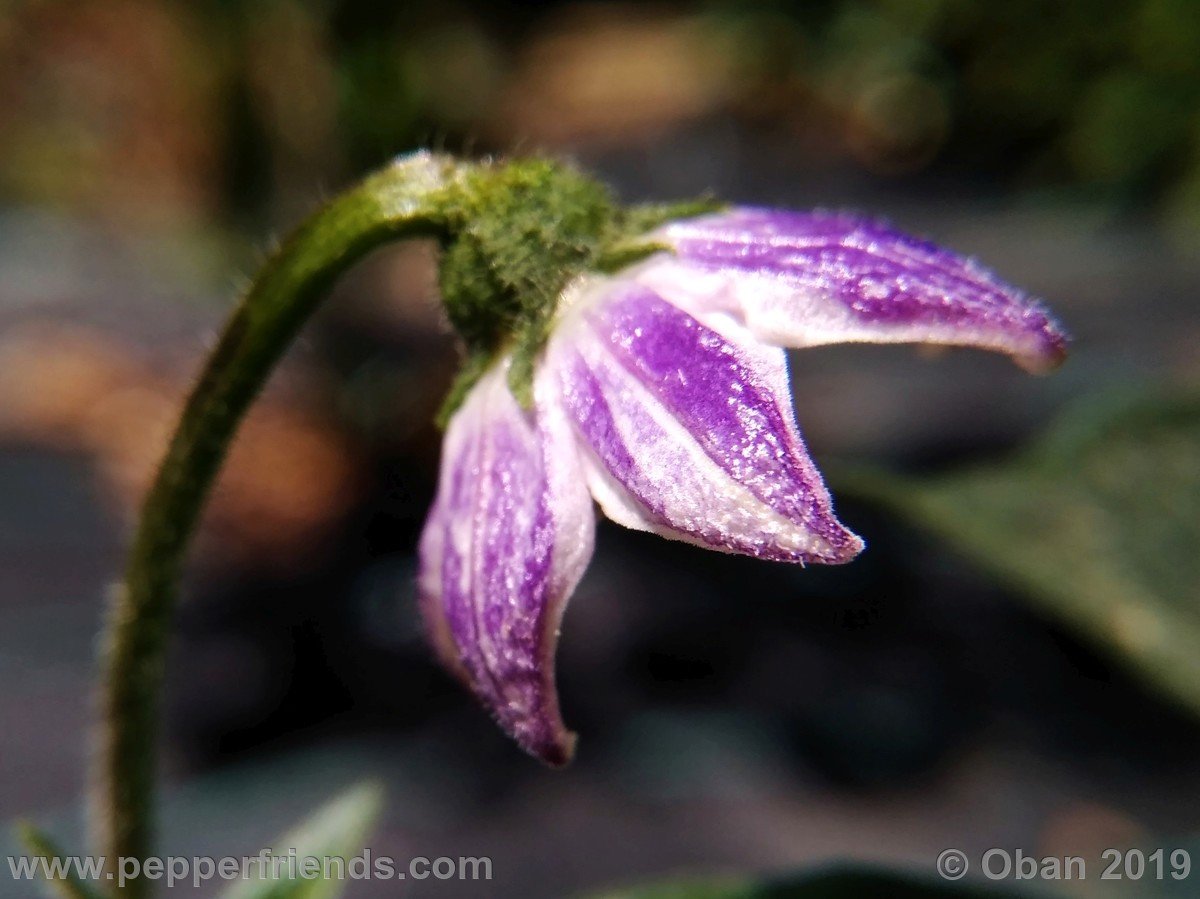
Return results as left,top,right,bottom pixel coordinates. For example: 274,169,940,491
417,360,594,765
642,208,1068,372
548,281,862,564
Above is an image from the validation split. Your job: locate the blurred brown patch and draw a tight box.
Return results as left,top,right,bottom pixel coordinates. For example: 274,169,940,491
843,72,949,175
0,0,222,226
0,322,366,571
491,4,740,147
1038,801,1148,895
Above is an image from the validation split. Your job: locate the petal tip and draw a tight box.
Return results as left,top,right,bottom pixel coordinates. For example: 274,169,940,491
492,698,578,766
525,728,578,767
815,525,865,565
1017,322,1070,374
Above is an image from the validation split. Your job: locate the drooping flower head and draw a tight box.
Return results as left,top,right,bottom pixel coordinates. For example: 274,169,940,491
419,159,1068,765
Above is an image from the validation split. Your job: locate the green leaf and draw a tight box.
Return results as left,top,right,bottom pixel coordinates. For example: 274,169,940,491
592,877,755,899
218,781,384,899
837,388,1200,715
14,823,105,899
591,864,1036,898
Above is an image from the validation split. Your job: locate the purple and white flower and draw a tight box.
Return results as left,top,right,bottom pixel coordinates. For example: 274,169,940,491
418,207,1068,765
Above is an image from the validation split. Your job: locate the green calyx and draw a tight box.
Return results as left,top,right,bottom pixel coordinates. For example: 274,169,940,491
434,157,722,423
439,159,615,353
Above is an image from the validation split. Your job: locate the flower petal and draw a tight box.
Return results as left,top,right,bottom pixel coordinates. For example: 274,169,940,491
634,208,1068,372
418,359,594,765
547,279,863,564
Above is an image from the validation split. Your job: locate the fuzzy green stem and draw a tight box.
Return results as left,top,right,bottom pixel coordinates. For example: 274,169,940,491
93,152,460,897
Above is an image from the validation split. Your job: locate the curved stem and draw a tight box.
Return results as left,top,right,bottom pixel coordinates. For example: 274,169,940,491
93,152,460,896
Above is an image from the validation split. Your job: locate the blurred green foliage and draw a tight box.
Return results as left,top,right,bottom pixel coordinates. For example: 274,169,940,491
1,0,1197,236
840,389,1200,719
595,847,1200,898
17,782,383,898
593,864,1032,898
220,781,383,899
771,0,1200,233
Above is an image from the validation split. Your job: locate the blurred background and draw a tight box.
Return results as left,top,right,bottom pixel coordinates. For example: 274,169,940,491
1,0,1199,896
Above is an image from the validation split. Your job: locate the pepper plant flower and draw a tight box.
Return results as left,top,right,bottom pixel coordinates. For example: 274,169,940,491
85,154,1067,894
419,188,1067,765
